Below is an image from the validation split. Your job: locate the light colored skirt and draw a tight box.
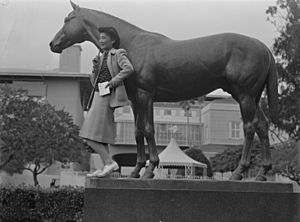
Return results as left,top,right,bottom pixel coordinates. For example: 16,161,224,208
79,93,115,144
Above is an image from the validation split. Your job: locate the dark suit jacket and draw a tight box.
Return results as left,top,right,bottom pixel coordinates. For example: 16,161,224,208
90,48,134,108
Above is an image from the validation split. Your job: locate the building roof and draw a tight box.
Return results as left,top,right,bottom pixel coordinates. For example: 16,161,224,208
0,68,90,79
158,138,207,168
210,97,238,104
154,101,201,109
201,97,239,113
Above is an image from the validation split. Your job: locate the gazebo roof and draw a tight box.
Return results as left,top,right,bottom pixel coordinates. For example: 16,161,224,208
158,138,207,168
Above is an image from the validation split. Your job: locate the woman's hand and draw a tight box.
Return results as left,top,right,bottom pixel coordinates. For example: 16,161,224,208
92,55,100,65
92,55,100,75
105,78,122,89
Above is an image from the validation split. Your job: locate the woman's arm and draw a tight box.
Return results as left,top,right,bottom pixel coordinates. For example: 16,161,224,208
107,49,134,88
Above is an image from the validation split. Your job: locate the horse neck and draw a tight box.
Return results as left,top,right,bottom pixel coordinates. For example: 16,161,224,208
84,9,144,49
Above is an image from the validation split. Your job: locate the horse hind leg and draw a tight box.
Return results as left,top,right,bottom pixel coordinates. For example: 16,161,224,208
230,96,257,180
129,128,146,178
137,89,159,179
254,106,272,181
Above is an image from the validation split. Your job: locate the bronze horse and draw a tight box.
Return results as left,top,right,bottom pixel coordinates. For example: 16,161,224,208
50,2,278,181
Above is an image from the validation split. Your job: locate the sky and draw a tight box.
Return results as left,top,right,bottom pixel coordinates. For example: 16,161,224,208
0,0,279,74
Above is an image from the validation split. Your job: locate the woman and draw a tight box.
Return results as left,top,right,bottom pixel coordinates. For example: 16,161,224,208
79,27,134,177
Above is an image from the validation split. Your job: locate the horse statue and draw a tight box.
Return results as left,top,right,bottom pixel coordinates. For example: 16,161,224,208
50,1,278,181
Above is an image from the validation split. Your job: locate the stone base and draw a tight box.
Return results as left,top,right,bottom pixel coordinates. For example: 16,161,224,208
83,179,300,222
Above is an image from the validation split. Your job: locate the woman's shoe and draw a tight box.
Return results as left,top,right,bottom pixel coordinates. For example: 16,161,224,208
96,161,119,177
87,169,103,177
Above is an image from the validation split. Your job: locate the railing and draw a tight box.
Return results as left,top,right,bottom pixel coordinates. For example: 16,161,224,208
115,122,202,146
109,172,210,180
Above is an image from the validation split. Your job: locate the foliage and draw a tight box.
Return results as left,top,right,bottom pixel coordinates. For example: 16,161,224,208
176,147,213,177
178,97,204,114
178,100,195,113
210,147,242,174
210,138,300,182
271,140,300,184
0,184,84,222
271,141,299,172
265,0,300,140
184,147,213,177
0,85,29,170
210,140,262,174
0,84,90,186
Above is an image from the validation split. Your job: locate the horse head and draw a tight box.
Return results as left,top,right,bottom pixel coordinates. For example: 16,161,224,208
49,1,100,53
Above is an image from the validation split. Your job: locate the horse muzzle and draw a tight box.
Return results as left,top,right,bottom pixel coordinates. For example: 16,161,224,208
49,41,63,53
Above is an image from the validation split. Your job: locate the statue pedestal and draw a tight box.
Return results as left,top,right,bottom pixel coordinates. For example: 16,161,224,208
83,178,300,222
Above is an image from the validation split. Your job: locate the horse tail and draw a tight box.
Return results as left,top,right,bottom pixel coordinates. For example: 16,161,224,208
266,52,279,124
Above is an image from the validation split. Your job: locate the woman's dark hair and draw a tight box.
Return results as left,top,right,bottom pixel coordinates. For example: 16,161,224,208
98,27,120,49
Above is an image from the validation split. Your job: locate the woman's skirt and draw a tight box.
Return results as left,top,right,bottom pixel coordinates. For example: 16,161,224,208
79,93,115,144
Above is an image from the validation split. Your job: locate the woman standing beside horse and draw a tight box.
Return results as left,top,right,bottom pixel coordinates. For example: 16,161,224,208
79,27,134,177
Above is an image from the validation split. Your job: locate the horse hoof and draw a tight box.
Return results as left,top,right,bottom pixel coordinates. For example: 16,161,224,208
229,173,243,181
129,172,140,179
141,171,155,180
255,175,267,181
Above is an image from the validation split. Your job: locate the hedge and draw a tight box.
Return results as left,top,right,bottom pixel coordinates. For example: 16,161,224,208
0,184,84,222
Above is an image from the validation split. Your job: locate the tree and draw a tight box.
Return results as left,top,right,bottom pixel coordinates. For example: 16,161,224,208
0,85,90,186
271,140,300,184
175,147,213,178
210,140,262,176
0,85,29,170
265,0,300,141
210,147,242,176
184,147,213,177
265,0,300,183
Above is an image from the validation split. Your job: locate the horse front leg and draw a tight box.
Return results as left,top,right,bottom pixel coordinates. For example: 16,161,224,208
129,102,146,178
136,89,159,179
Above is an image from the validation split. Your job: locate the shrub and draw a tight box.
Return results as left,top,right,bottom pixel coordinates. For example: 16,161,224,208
0,184,84,222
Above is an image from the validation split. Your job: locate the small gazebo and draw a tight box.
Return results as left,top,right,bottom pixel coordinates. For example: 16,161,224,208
154,138,207,180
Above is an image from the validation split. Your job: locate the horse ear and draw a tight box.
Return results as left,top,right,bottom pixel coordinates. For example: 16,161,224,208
70,1,80,11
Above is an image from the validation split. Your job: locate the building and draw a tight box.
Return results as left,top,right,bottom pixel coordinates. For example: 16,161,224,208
200,96,286,158
114,102,203,146
108,101,204,168
0,45,89,126
201,97,243,158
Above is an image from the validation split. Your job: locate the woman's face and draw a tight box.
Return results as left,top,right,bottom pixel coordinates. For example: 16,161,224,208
99,33,114,51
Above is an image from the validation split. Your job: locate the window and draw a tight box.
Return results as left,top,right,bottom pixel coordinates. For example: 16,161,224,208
191,111,197,117
155,108,160,116
230,122,241,139
184,110,192,117
124,122,135,141
164,109,172,116
204,125,209,140
154,123,201,146
115,122,135,144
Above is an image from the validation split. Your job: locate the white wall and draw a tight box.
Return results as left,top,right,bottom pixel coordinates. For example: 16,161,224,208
201,101,243,145
46,79,84,126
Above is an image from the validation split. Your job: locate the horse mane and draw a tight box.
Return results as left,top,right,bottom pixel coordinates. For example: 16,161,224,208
86,8,169,40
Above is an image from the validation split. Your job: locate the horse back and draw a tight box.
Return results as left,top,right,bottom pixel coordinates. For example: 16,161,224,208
127,33,271,101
